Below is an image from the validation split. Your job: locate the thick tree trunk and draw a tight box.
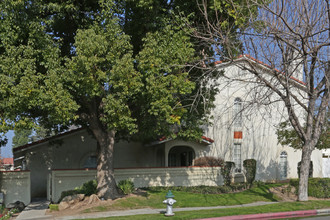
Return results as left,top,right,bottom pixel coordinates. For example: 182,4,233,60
93,129,120,200
298,143,313,201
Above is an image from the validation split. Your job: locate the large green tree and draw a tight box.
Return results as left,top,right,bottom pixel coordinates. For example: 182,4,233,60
1,0,246,199
0,0,197,199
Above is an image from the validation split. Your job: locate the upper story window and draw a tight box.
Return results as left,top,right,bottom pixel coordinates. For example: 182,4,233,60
233,97,242,127
279,151,288,180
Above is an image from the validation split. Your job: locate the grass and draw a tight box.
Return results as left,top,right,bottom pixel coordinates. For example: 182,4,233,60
77,200,330,220
49,204,59,212
83,183,281,213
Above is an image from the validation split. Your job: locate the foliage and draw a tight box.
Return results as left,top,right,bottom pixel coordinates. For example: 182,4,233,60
74,180,98,196
49,204,59,212
221,161,235,186
243,159,257,185
277,121,329,150
143,183,250,195
117,179,135,195
193,156,224,167
0,205,4,214
289,178,330,198
297,161,313,178
12,126,51,148
0,208,18,220
12,129,31,148
0,0,249,199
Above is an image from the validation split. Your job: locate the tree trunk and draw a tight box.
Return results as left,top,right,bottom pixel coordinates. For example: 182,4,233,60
298,143,313,201
93,129,120,200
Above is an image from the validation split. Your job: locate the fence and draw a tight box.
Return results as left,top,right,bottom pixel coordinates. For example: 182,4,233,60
48,166,223,203
0,171,31,206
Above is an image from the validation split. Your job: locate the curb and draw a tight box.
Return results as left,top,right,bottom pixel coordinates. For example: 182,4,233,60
196,209,330,220
317,208,330,215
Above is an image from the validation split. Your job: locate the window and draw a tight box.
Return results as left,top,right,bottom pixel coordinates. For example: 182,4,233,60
83,155,97,168
279,151,288,180
233,143,242,173
233,97,242,126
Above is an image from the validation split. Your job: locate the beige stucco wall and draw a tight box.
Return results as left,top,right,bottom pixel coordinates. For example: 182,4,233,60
49,167,223,203
201,63,323,181
0,171,31,206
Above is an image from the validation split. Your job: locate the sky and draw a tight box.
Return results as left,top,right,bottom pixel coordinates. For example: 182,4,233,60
1,130,14,158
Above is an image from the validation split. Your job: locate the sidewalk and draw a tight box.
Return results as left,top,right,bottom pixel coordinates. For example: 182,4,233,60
15,200,330,220
15,199,52,220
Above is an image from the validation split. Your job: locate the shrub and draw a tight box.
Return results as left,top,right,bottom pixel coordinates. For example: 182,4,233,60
297,161,313,178
118,179,134,195
49,204,59,211
219,185,232,193
243,159,257,185
194,156,224,167
142,184,250,194
221,161,235,186
289,178,330,198
75,180,97,196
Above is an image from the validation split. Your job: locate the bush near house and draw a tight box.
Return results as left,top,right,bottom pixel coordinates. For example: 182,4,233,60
243,159,257,185
0,205,19,220
221,161,235,186
289,178,330,198
117,179,135,195
143,183,250,194
193,156,224,167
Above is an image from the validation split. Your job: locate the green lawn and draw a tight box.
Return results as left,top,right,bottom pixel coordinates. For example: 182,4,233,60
84,184,280,213
79,200,330,220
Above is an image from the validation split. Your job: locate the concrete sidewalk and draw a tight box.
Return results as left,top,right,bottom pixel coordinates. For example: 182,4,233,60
15,199,53,220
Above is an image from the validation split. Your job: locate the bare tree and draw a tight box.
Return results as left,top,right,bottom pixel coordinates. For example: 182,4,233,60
189,0,329,201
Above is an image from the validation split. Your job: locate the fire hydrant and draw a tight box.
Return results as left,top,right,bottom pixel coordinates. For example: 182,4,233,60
163,190,176,216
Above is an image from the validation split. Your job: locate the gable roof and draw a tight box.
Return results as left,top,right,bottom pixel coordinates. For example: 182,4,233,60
215,54,306,86
1,158,13,165
13,127,85,153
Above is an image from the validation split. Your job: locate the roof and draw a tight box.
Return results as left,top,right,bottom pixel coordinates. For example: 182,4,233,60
1,158,13,165
13,127,85,153
13,126,214,153
146,135,214,147
215,54,306,85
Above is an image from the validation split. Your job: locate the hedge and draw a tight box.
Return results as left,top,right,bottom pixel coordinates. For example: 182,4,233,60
289,178,330,198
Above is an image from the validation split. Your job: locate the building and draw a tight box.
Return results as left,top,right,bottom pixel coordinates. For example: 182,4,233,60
0,158,14,171
11,55,325,202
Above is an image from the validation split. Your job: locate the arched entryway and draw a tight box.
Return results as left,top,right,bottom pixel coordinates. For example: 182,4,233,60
168,146,195,167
